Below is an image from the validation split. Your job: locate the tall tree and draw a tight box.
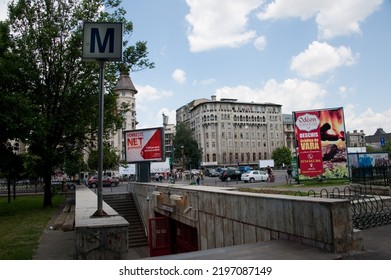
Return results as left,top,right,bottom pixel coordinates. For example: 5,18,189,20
2,0,153,207
173,123,202,170
87,143,120,173
271,146,292,167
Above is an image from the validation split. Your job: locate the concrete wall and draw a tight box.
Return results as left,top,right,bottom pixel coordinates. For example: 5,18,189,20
75,186,129,260
131,183,358,253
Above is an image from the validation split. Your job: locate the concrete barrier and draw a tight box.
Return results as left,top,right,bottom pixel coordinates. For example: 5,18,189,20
75,186,129,259
131,182,361,253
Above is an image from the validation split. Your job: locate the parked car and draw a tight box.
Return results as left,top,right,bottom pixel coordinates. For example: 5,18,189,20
219,168,241,181
88,176,119,188
205,168,220,177
239,166,252,173
191,169,200,176
241,170,268,183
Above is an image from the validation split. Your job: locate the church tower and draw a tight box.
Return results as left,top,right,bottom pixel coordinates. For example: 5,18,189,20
112,71,138,160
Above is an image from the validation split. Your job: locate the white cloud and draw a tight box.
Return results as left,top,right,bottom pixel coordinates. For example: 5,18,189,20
134,84,174,128
258,0,382,40
185,0,263,52
135,84,173,104
290,41,358,78
253,36,267,51
214,78,327,114
172,69,187,84
344,105,391,135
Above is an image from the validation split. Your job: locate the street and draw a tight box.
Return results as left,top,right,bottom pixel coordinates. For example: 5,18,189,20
98,169,290,194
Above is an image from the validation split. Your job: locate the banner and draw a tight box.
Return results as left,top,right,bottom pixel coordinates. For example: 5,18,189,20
124,127,164,162
293,108,347,179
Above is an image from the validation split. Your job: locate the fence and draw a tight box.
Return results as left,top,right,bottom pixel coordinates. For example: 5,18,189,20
350,165,391,187
295,185,391,230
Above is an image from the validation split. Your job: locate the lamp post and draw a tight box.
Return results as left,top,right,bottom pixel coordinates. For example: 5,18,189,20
181,145,185,181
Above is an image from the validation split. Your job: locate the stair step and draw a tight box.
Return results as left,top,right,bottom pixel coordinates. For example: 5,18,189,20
103,193,149,248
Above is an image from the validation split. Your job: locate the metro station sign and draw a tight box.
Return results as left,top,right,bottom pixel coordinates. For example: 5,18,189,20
82,22,123,61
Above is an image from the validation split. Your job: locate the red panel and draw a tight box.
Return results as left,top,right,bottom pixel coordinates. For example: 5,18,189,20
175,222,198,254
149,217,171,257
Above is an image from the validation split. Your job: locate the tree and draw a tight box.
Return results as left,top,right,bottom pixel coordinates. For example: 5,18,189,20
1,0,153,207
271,146,292,167
0,21,33,185
87,143,120,173
173,123,202,170
382,141,391,157
366,145,377,153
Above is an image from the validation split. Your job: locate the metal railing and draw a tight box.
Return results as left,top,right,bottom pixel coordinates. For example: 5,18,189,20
295,185,391,230
350,165,391,187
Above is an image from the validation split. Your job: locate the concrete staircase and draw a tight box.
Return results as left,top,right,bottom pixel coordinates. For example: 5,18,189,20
103,193,149,248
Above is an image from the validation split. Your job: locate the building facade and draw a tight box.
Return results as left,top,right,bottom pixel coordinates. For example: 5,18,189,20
282,114,295,153
365,128,390,150
176,96,284,167
346,130,366,148
163,123,176,161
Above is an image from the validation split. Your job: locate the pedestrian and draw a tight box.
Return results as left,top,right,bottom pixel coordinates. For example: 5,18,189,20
194,173,200,185
286,165,292,185
266,166,272,182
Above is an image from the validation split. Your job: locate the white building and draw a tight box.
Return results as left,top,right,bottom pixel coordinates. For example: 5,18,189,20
176,96,284,167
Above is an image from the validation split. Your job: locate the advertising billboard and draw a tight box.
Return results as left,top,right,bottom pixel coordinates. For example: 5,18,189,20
293,107,348,179
124,127,164,163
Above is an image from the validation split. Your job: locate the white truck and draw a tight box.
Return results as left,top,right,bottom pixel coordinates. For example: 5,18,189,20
258,159,275,169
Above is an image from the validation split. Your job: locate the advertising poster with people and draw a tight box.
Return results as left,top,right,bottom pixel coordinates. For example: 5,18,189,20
124,127,164,162
293,107,348,180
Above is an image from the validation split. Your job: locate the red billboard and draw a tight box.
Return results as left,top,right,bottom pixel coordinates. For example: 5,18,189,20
124,127,164,163
293,107,347,179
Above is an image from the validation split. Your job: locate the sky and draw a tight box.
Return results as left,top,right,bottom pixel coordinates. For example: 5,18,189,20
1,0,391,136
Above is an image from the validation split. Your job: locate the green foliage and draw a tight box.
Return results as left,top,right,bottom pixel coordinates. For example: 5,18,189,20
382,140,391,156
366,145,376,152
173,123,202,169
87,143,120,172
271,146,292,167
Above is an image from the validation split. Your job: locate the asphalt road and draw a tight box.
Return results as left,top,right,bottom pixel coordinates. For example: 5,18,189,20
97,169,291,194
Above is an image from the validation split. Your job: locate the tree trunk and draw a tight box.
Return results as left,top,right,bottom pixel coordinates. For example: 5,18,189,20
43,172,52,207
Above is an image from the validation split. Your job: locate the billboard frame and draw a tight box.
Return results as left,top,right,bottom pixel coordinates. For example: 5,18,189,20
124,127,165,163
293,107,348,180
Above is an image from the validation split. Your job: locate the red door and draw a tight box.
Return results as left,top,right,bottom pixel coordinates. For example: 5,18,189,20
149,217,171,257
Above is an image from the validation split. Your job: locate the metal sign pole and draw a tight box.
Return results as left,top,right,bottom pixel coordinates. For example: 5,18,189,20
82,22,123,217
93,59,106,216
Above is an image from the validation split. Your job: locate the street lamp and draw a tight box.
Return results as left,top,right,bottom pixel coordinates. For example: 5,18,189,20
181,145,185,170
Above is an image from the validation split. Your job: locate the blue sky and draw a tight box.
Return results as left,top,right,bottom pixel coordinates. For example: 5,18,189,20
1,0,391,136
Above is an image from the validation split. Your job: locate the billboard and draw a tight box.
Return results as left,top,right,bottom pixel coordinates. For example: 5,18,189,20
124,127,164,163
293,107,348,179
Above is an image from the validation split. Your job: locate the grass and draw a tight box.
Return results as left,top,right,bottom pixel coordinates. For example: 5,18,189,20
0,195,65,260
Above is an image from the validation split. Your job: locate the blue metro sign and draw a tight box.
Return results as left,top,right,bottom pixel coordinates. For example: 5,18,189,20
82,22,123,61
